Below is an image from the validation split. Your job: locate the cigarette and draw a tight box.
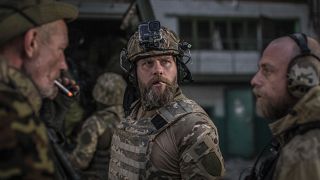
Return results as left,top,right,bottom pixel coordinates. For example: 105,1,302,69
54,80,73,97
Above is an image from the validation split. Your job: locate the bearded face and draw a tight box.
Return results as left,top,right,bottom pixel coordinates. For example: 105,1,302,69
253,88,295,120
139,74,178,110
136,55,178,110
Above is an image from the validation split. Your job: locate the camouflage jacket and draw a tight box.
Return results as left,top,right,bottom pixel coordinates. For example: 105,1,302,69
69,105,124,179
269,86,320,180
0,57,54,179
109,88,225,179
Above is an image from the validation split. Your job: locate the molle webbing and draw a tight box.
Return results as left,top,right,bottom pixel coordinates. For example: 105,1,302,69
109,100,208,180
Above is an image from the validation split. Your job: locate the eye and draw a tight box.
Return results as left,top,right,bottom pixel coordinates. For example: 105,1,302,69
139,59,154,68
160,58,173,67
146,60,154,65
261,66,273,77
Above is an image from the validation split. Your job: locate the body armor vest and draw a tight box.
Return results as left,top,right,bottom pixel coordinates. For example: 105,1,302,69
108,99,207,180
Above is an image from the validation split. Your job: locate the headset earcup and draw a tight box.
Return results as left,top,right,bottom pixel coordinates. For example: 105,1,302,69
287,57,320,98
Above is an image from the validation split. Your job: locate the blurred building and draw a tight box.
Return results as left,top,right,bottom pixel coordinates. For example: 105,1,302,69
144,0,315,159
62,0,316,159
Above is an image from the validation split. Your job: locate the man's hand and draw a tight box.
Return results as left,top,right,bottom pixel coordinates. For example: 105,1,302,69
55,77,80,98
41,75,80,134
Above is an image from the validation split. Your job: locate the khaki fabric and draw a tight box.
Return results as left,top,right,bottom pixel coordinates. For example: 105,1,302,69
269,86,320,180
109,88,225,179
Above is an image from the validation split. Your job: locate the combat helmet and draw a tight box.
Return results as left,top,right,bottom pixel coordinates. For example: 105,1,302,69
92,72,126,106
120,20,193,84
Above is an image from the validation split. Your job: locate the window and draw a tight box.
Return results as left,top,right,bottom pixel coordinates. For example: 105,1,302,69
179,18,258,50
197,20,211,49
179,19,193,46
179,17,297,51
261,18,297,49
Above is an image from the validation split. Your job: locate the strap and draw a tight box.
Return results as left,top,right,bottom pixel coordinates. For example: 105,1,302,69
151,115,167,130
284,121,320,145
151,100,194,130
150,100,207,141
289,33,310,54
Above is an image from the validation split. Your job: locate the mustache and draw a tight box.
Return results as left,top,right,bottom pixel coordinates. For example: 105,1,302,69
252,88,261,97
147,75,172,87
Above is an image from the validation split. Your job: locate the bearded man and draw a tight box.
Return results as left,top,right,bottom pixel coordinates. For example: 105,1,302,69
108,20,225,180
249,33,320,180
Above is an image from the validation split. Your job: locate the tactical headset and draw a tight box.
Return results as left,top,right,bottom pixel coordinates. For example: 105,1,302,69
120,20,193,87
287,33,320,98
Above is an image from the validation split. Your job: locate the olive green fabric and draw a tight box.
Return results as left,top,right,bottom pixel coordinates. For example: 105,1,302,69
0,56,54,179
0,0,78,45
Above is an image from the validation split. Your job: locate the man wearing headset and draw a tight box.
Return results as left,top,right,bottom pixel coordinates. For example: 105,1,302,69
108,20,225,180
250,33,320,180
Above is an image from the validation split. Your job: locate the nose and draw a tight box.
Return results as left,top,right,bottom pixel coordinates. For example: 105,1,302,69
251,71,261,88
153,60,163,75
60,55,68,71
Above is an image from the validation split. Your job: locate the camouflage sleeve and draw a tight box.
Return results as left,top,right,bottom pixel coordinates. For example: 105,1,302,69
0,92,54,179
69,112,114,169
179,113,225,180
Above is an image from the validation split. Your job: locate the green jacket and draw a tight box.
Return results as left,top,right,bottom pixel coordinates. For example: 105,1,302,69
269,86,320,180
0,58,54,179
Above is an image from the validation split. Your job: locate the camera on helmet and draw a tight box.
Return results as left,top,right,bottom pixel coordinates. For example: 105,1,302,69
138,20,163,50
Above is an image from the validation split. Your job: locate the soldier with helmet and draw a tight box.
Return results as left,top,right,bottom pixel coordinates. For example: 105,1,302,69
68,72,126,180
248,33,320,180
108,20,225,179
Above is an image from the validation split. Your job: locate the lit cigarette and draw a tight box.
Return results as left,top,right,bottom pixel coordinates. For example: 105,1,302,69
54,80,73,97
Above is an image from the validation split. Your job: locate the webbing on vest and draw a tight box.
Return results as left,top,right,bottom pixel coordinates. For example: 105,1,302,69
151,100,207,140
151,101,190,130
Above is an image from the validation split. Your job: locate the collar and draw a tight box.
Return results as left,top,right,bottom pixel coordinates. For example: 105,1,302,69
269,86,320,144
0,57,42,114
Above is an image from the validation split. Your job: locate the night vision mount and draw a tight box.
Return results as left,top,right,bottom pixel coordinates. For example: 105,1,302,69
138,20,163,50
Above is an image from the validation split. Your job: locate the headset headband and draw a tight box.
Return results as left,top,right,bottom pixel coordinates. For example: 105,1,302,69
288,33,320,62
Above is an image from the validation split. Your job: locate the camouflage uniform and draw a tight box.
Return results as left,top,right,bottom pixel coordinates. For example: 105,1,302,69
69,73,126,180
0,57,54,179
109,88,225,179
268,86,320,180
109,21,224,180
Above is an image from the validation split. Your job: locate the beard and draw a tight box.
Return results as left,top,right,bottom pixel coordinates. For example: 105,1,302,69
253,88,296,121
139,75,177,110
22,56,58,100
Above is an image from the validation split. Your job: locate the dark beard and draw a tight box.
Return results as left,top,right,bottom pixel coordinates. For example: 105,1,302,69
257,94,296,121
139,75,177,110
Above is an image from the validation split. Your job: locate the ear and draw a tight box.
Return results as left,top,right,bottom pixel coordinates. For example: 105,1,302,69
24,28,39,58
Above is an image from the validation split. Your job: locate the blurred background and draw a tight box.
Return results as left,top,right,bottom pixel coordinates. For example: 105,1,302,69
60,0,320,179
